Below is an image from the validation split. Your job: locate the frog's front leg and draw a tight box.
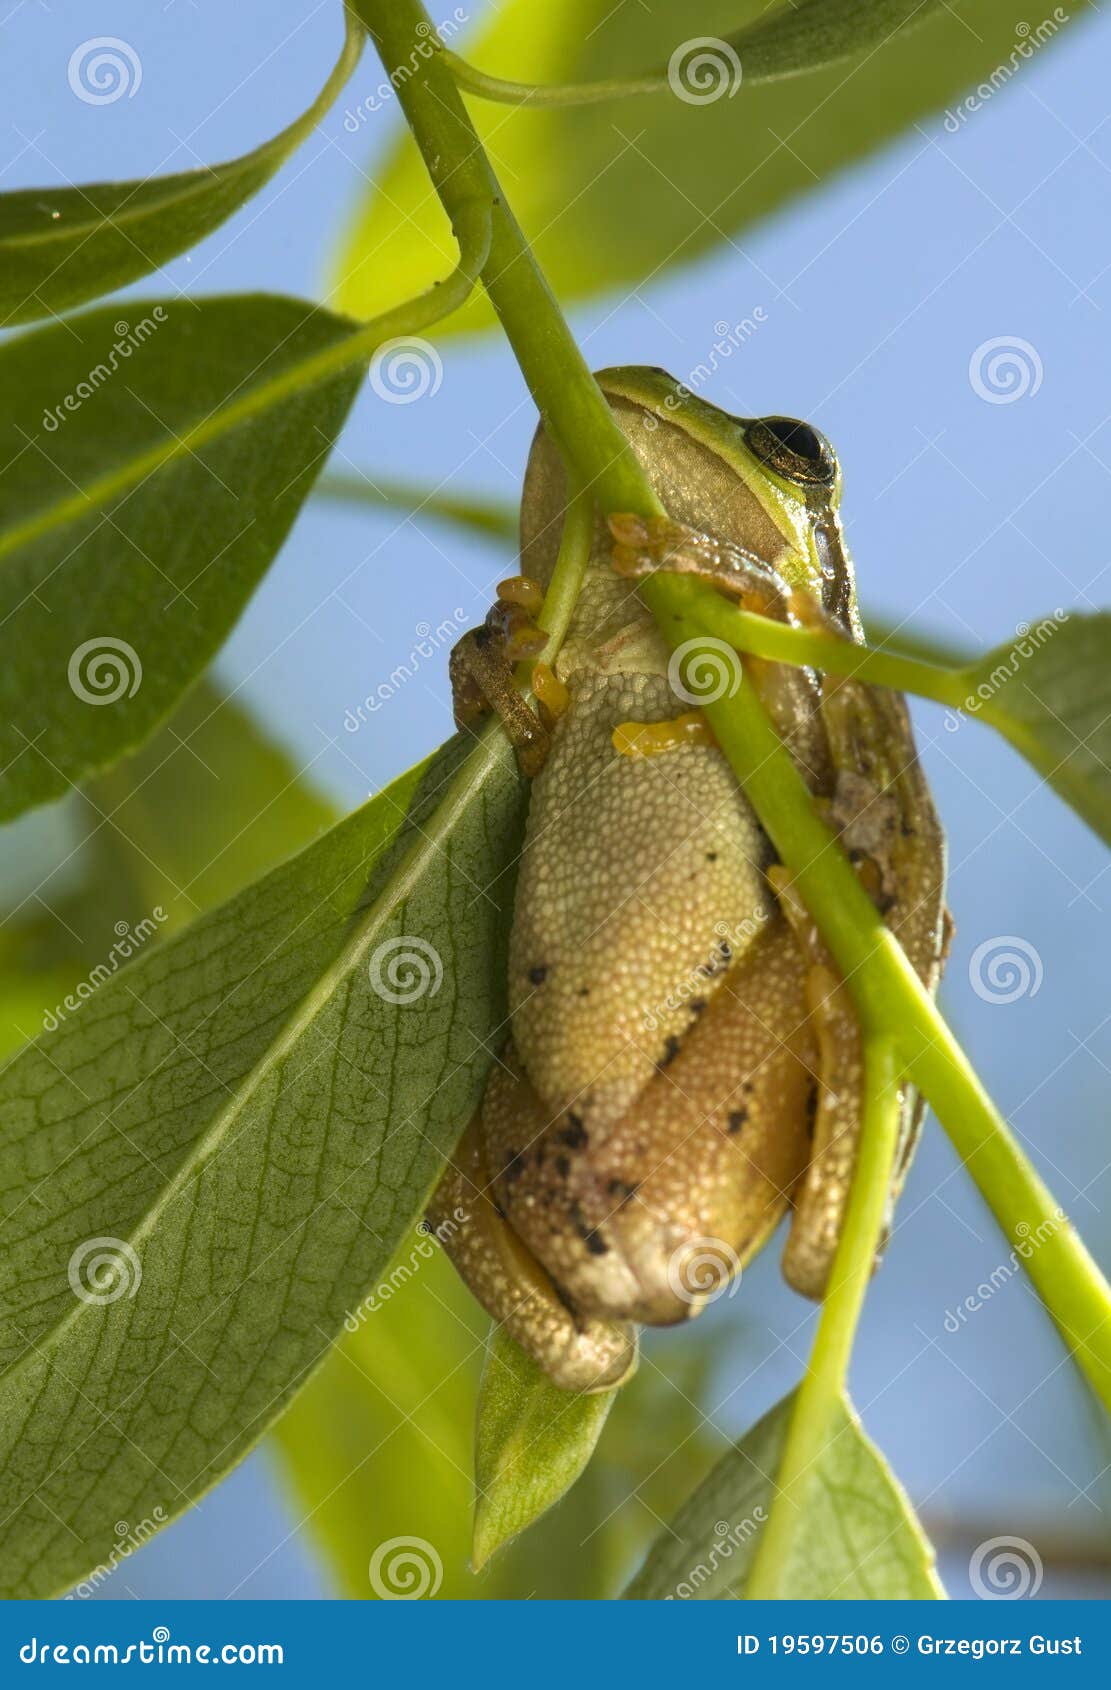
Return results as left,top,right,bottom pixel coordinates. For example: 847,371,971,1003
450,574,567,777
607,514,830,790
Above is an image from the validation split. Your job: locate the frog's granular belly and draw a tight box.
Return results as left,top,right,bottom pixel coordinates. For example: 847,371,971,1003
508,666,774,1134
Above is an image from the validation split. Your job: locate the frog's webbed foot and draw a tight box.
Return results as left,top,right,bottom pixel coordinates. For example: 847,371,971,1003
426,1112,638,1394
770,868,865,1298
449,574,566,778
607,514,829,789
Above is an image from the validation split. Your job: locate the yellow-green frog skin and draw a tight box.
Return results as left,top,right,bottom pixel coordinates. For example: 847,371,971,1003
428,368,947,1394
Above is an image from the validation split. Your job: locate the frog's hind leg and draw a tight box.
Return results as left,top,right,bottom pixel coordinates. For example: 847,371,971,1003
450,574,561,777
775,675,946,1299
481,922,819,1328
770,868,866,1299
426,1111,638,1394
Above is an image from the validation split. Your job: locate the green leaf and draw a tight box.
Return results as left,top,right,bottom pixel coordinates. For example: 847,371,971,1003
88,681,338,921
0,725,527,1598
0,12,363,326
967,612,1111,847
472,1327,617,1571
624,1391,943,1599
316,472,517,545
333,0,1092,328
730,0,944,82
0,685,337,1059
0,294,365,822
271,1240,493,1599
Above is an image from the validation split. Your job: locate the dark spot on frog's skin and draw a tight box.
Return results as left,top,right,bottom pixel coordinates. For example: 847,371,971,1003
502,1150,525,1184
705,850,718,862
569,1201,609,1256
578,986,590,998
727,1108,748,1135
657,1035,682,1070
555,1154,571,1179
561,1113,588,1150
608,1178,639,1206
473,624,493,649
492,1197,508,1219
689,997,707,1017
529,964,548,986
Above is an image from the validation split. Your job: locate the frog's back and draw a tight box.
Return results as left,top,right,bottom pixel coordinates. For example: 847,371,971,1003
509,388,782,1132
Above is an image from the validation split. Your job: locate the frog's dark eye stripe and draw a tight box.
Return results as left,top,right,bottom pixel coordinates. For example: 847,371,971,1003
745,415,837,489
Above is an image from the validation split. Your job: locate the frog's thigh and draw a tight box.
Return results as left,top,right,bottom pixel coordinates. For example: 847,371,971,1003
485,917,818,1326
426,1112,637,1393
771,870,865,1300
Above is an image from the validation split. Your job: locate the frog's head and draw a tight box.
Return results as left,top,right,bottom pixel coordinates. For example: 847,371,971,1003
596,367,854,627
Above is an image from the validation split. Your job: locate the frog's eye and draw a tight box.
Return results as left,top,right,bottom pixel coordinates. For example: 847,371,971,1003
745,415,837,490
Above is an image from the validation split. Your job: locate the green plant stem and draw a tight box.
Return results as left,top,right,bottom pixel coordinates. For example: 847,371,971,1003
358,0,1111,1417
692,596,973,710
533,474,593,650
744,1038,902,1600
442,49,666,107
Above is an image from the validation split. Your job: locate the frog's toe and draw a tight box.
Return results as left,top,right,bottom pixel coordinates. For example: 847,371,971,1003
483,922,818,1328
427,1111,637,1394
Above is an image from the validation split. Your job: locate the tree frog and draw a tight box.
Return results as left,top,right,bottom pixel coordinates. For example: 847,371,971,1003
428,368,947,1393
